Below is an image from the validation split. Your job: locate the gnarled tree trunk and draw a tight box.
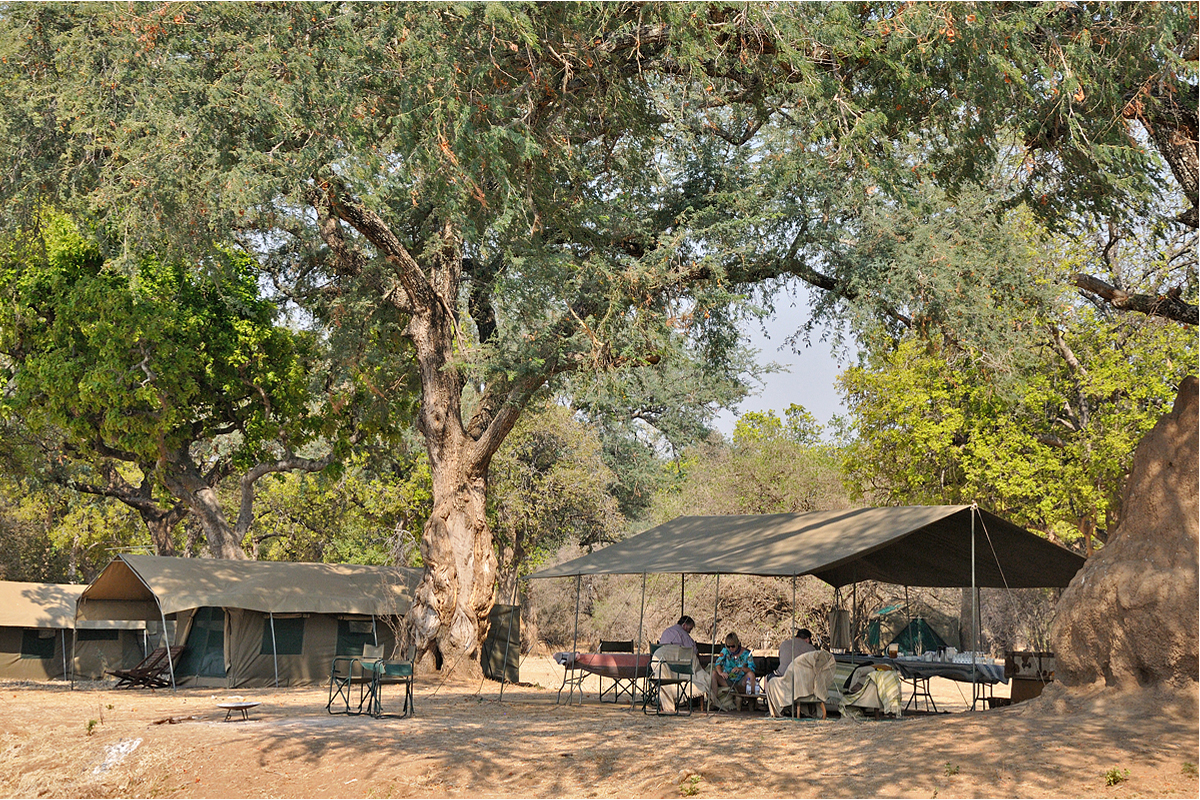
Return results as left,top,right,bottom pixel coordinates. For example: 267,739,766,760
161,449,247,560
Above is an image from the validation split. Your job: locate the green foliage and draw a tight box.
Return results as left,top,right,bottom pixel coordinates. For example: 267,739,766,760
489,402,623,586
1104,767,1130,787
733,404,824,447
649,405,850,523
943,763,960,777
248,451,432,566
839,309,1196,540
0,214,314,468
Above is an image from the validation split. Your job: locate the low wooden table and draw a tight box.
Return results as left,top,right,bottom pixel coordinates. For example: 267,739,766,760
217,701,261,722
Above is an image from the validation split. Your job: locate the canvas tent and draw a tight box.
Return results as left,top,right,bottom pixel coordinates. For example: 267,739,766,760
0,581,143,681
527,506,1085,587
76,555,422,689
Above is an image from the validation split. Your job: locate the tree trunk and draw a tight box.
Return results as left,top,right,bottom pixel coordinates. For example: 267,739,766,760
161,450,247,560
137,505,187,557
406,454,497,676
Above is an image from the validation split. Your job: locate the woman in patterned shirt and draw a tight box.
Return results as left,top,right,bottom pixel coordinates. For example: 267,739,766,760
713,632,757,694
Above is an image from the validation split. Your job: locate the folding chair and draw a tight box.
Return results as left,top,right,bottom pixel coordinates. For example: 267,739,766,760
645,656,693,716
597,640,636,703
107,646,185,689
363,644,417,719
326,655,373,715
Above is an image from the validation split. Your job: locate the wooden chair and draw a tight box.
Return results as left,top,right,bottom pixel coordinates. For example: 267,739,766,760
107,645,185,689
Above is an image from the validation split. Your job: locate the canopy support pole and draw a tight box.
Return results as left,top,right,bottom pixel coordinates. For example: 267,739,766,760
680,574,685,617
710,574,721,650
567,575,582,704
791,574,797,634
498,578,520,703
904,585,911,651
269,612,279,689
61,629,68,685
852,580,858,653
70,618,78,690
632,573,646,711
710,573,721,716
971,503,980,709
159,605,176,692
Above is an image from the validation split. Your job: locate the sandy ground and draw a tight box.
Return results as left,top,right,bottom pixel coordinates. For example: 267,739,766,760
0,657,1196,799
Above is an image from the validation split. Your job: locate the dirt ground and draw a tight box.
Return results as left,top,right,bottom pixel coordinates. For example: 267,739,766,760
1,657,1196,799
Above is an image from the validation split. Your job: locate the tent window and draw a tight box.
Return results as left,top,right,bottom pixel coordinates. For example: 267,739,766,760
20,629,56,659
336,619,376,656
261,617,305,655
77,629,120,642
176,607,226,678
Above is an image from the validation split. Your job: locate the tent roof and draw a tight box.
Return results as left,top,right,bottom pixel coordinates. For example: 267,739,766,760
77,555,423,621
526,506,1085,588
0,580,141,629
0,581,82,628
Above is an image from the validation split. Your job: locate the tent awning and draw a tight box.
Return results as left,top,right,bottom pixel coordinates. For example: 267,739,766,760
0,580,143,629
526,506,1085,588
77,555,423,621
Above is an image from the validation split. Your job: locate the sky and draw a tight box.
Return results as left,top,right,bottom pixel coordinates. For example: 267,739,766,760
712,288,857,438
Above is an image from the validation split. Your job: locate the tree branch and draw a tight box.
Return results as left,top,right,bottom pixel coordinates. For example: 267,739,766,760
1070,273,1198,325
234,451,338,537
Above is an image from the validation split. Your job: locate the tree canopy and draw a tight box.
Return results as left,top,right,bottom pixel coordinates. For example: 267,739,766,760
0,2,1193,666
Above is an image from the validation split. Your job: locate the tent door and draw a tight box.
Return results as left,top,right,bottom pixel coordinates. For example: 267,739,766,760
176,607,227,679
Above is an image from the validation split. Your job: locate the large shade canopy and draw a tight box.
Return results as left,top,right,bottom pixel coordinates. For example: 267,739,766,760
527,506,1085,588
77,554,422,622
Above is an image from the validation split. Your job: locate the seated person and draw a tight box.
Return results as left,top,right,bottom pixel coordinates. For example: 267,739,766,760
713,632,757,694
658,615,697,649
773,627,817,678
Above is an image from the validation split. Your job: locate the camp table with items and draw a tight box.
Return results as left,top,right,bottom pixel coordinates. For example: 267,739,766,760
834,653,1007,711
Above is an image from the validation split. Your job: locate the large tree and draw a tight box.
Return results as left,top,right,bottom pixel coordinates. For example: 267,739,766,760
1,2,1193,670
0,214,342,558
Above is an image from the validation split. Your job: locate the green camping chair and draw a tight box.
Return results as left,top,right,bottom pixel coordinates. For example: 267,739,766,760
327,655,374,715
362,643,417,719
643,645,694,717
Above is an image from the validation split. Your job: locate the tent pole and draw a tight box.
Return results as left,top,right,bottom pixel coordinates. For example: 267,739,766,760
791,574,797,634
710,573,721,716
852,581,858,653
569,575,581,704
61,629,68,685
159,605,176,692
70,606,79,690
680,574,685,616
710,574,721,653
970,503,979,708
904,585,911,652
499,578,520,703
632,573,646,711
269,612,279,689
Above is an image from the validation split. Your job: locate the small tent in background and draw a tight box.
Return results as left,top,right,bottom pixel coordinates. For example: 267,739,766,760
0,581,144,681
866,602,961,653
77,555,423,688
887,617,949,655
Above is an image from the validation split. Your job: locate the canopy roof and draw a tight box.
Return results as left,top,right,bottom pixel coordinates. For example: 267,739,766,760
0,581,140,629
77,554,422,621
527,506,1085,588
